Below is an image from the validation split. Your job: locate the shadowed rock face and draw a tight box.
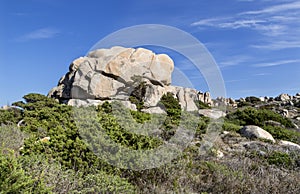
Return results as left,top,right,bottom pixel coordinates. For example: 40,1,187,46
48,46,212,113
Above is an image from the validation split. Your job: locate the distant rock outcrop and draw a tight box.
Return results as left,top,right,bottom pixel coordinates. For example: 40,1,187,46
48,46,212,113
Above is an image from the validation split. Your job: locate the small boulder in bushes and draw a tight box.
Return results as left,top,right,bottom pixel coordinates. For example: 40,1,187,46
240,125,275,143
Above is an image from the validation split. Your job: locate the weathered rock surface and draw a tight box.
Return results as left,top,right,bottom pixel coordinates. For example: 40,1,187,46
67,99,137,111
240,125,275,143
48,46,212,113
213,97,237,108
275,93,291,101
279,140,300,150
198,109,226,119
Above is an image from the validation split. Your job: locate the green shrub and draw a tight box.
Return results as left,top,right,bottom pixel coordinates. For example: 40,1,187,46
195,100,211,109
222,122,241,132
245,96,261,104
129,81,147,111
158,92,181,140
130,110,151,124
95,102,163,150
195,116,210,139
75,171,136,193
0,108,23,125
263,125,300,143
237,101,252,107
226,107,299,143
226,107,294,128
0,149,50,193
267,151,293,168
18,153,136,193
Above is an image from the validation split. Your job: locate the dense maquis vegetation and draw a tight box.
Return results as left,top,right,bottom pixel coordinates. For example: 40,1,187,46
0,93,300,193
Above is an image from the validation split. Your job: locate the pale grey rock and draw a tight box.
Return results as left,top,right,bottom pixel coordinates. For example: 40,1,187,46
49,46,174,101
87,46,128,59
282,109,289,117
264,120,284,127
1,105,10,110
279,140,300,150
175,87,199,112
240,125,275,143
198,109,226,119
142,107,166,114
198,91,212,105
67,99,137,111
138,83,209,112
103,47,174,85
222,131,230,135
259,97,266,102
68,99,107,107
275,93,291,101
48,46,212,112
213,97,236,107
216,150,224,158
143,81,166,107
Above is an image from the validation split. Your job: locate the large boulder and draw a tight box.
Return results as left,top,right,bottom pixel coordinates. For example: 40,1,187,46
48,46,211,113
240,125,275,143
49,46,174,100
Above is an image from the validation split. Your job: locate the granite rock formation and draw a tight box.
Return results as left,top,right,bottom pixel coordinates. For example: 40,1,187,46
48,46,212,113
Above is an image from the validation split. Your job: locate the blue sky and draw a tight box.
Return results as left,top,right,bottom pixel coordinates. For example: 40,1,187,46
1,0,300,106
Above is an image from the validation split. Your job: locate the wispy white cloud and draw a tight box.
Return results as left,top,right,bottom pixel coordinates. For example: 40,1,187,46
240,1,300,15
191,17,229,27
252,41,300,49
192,1,300,50
218,20,265,29
17,27,60,41
253,59,300,67
219,55,251,68
191,17,265,29
253,73,272,76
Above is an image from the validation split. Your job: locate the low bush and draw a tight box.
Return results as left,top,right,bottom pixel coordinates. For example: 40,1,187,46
158,92,182,140
0,108,23,125
0,149,50,193
222,122,241,132
263,125,300,144
245,96,261,104
129,81,147,111
267,151,293,168
226,107,294,128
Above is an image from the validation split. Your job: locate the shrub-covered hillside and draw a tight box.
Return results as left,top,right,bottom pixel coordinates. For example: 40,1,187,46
0,93,300,193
